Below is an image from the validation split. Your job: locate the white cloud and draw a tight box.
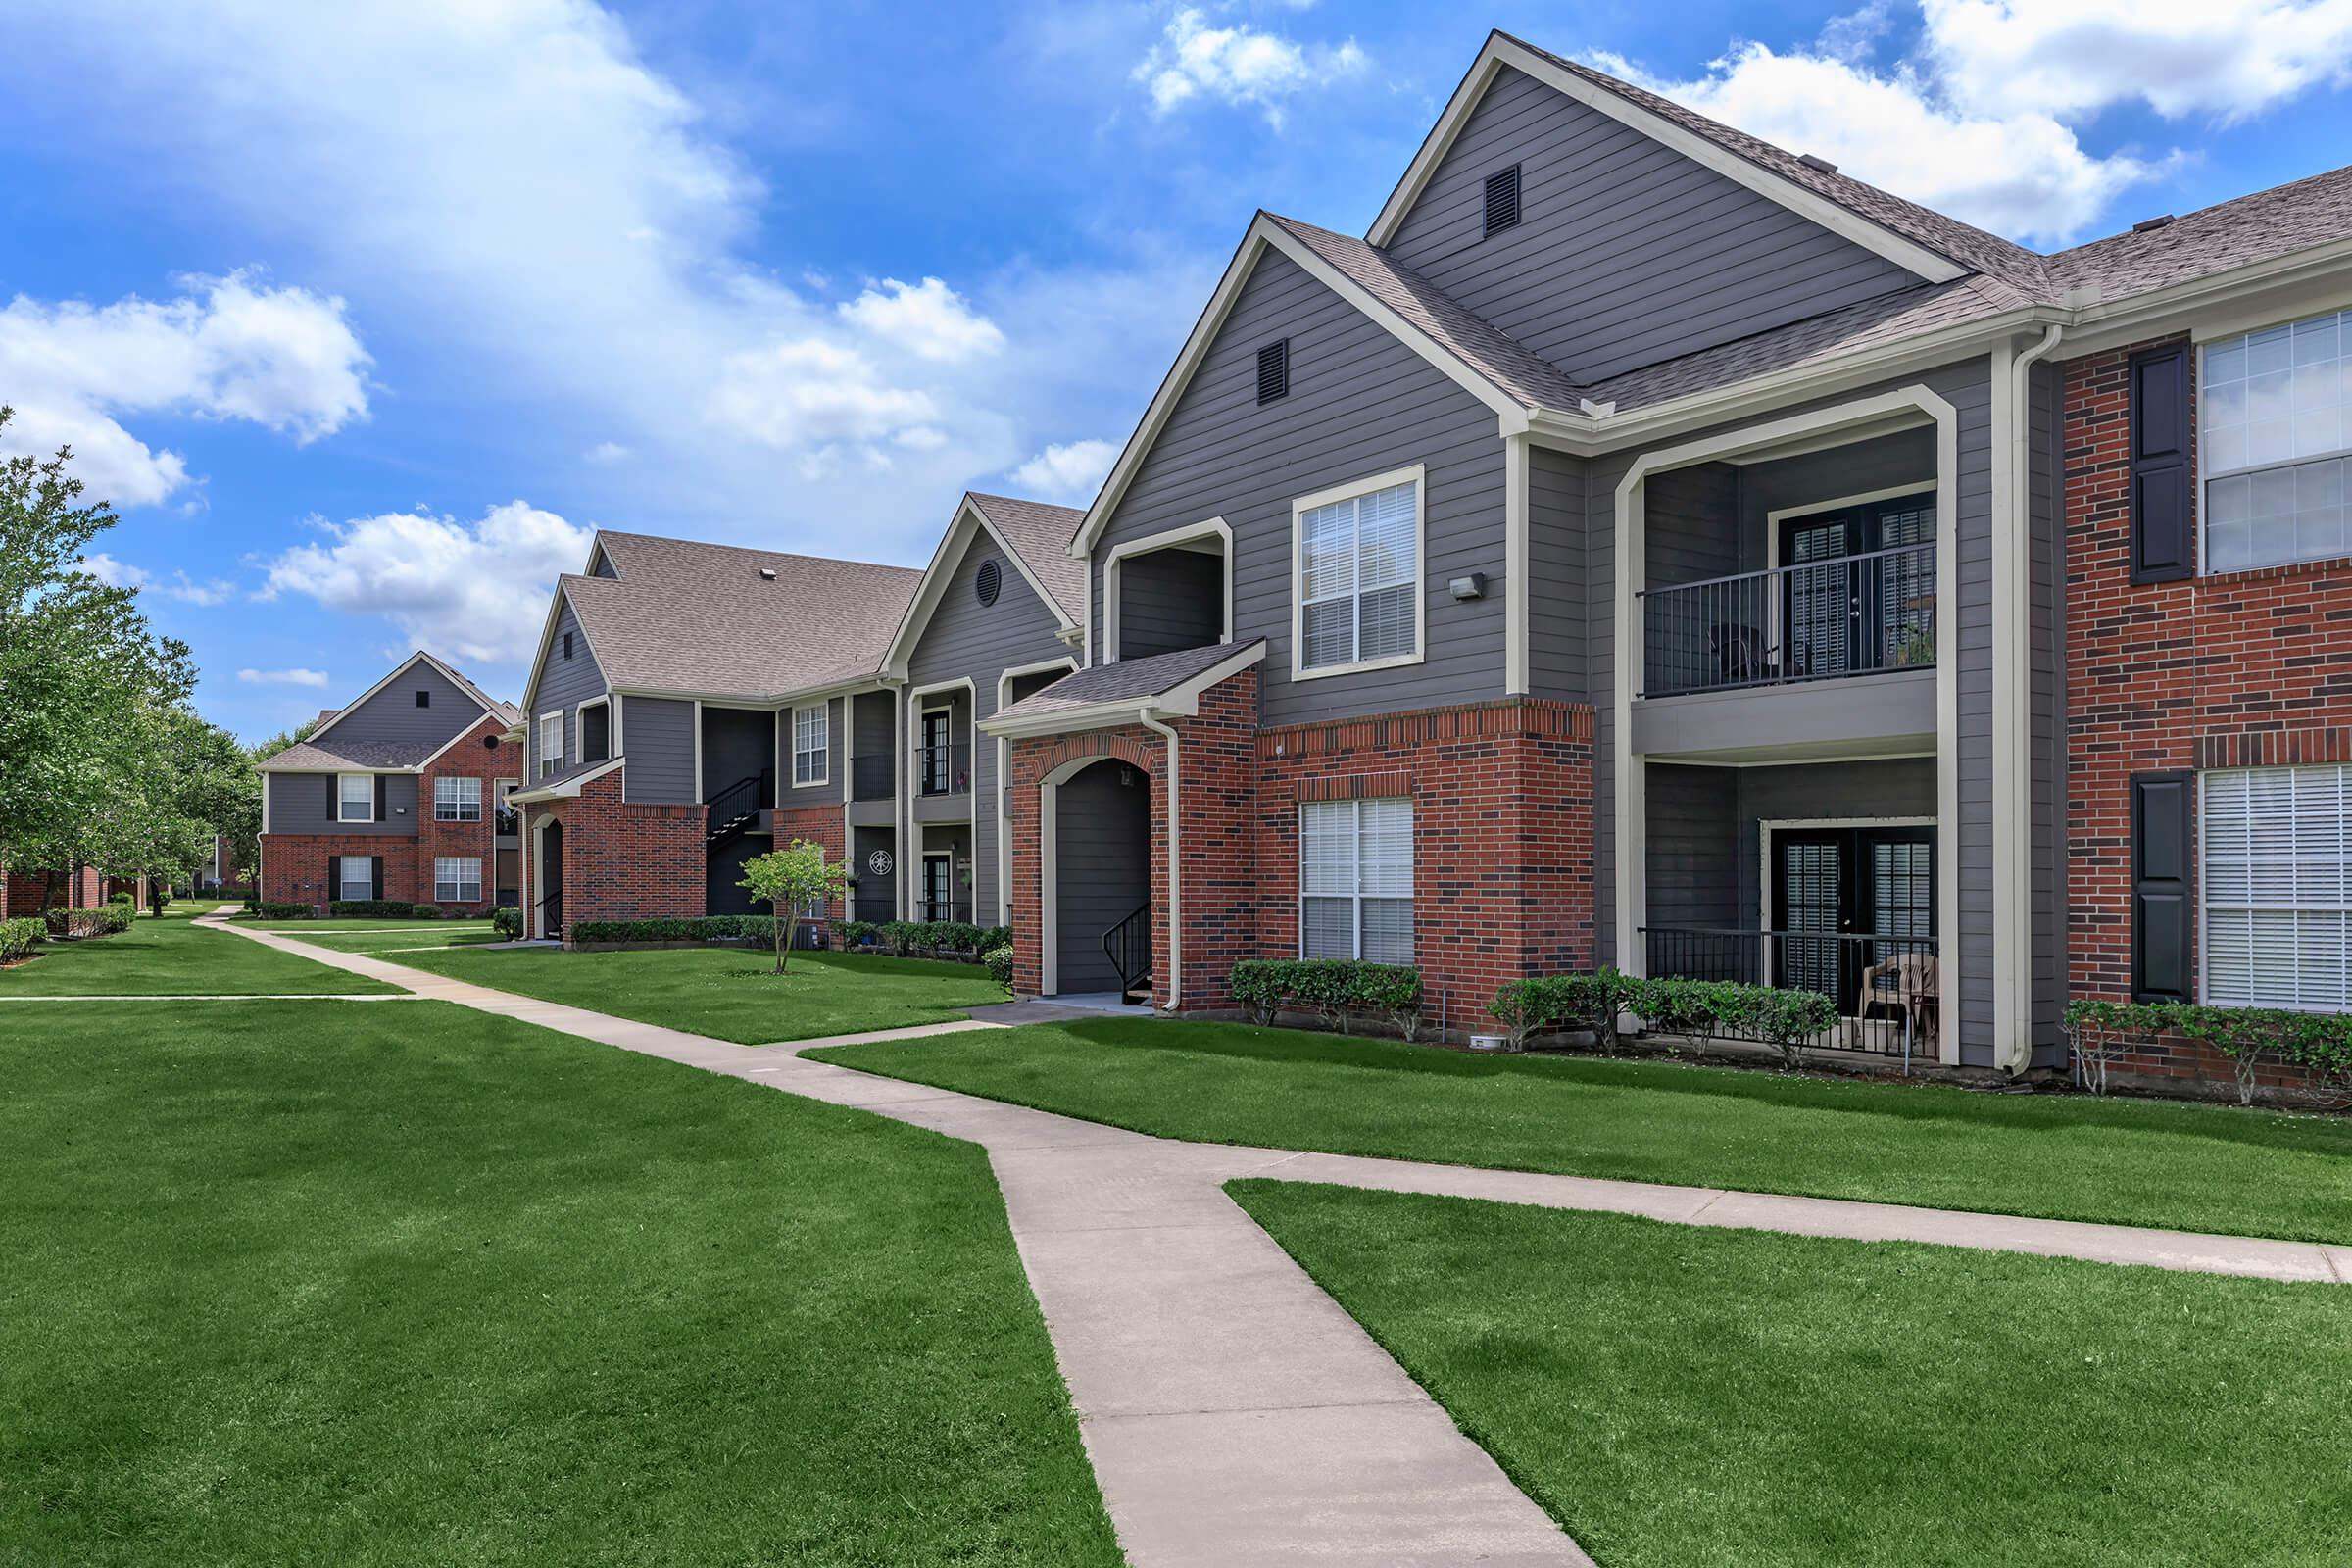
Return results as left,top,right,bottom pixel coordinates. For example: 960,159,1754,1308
0,270,369,508
1921,0,2352,124
585,440,630,465
838,277,1005,363
237,666,330,688
76,551,237,605
706,339,941,451
1136,7,1367,125
258,501,593,669
1010,438,1118,504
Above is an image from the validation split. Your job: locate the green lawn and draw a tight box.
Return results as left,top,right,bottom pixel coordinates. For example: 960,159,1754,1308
0,1002,1117,1566
1233,1181,2352,1567
384,945,1006,1044
0,904,398,996
811,1017,2352,1243
281,925,501,955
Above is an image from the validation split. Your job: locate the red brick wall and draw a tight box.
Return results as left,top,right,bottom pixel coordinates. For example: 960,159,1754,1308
776,805,849,920
260,839,417,911
2065,333,2352,1093
8,866,105,913
1006,674,1596,1025
517,764,703,939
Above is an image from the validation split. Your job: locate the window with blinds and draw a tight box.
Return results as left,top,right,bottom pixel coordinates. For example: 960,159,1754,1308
2202,309,2351,573
434,857,482,904
1297,473,1420,676
1299,798,1412,963
434,776,481,821
2202,764,2351,1011
794,704,828,786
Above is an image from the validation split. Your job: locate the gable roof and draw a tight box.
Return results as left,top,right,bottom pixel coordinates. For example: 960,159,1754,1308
552,531,922,702
883,492,1085,676
983,640,1267,737
2046,164,2352,297
256,735,443,771
304,650,516,749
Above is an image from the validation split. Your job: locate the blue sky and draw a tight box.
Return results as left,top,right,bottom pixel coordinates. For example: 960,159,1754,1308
2,0,2348,741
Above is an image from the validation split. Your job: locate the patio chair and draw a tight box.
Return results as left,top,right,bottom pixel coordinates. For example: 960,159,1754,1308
1856,952,1938,1051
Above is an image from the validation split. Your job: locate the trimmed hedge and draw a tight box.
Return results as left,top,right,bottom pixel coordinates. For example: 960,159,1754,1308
409,903,442,919
255,902,312,920
1230,958,1425,1039
107,891,134,906
860,920,1006,959
0,916,43,961
43,905,134,940
569,915,783,944
1491,970,1838,1066
2064,997,2352,1103
330,900,415,919
983,944,1013,989
492,907,524,941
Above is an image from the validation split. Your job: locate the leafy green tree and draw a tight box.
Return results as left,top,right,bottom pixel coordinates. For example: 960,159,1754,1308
738,840,851,974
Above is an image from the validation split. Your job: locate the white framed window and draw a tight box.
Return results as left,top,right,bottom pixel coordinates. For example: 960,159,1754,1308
1293,466,1424,679
537,712,564,779
433,856,483,904
793,703,829,787
2202,764,2351,1011
2202,308,2350,573
1299,797,1413,963
434,776,482,822
337,772,374,823
337,857,373,902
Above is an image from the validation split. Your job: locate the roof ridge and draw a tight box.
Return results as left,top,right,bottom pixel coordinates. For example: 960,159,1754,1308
594,527,923,576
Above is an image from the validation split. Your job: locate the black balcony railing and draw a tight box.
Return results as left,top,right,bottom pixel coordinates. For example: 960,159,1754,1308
915,898,973,924
494,807,520,836
1640,541,1936,698
918,743,971,797
1641,926,1939,1061
851,753,896,801
851,896,898,924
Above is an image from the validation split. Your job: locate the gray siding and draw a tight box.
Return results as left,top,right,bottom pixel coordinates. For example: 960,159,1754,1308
266,771,418,837
1526,443,1587,700
1642,764,1740,928
851,824,898,921
528,593,608,776
1736,428,1936,567
621,695,696,805
779,696,847,807
1733,760,1938,925
1588,356,1995,1062
1054,757,1152,993
905,522,1072,920
1118,548,1224,659
319,660,484,753
1385,65,1917,383
1644,464,1740,588
1092,247,1508,724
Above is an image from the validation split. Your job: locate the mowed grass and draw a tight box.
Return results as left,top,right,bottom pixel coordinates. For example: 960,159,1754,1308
387,944,1006,1044
278,924,501,955
1232,1181,2352,1567
811,1017,2352,1243
0,1002,1117,1567
0,904,397,996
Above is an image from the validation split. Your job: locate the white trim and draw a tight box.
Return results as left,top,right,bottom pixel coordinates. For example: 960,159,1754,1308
575,694,612,765
1756,814,1937,969
336,772,375,824
997,658,1079,926
1102,517,1233,664
535,712,564,780
1139,712,1181,1010
883,496,1081,679
1366,36,1964,284
692,700,704,803
432,855,484,905
1034,749,1156,999
1505,433,1530,695
1762,481,1938,571
1290,463,1428,684
1613,384,1961,1061
791,700,831,789
311,649,496,747
981,642,1268,740
1297,795,1416,964
907,677,980,910
510,755,625,805
529,813,553,938
431,774,484,823
918,850,953,923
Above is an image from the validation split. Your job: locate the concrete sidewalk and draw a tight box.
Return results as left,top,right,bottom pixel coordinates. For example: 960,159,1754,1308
203,908,2350,1564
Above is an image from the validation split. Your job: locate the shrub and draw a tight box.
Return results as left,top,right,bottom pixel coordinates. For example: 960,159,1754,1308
329,900,415,919
491,906,523,941
1228,958,1423,1037
255,902,312,919
107,891,134,906
975,925,1011,955
2065,997,2352,1106
409,903,441,919
43,905,132,940
0,916,44,961
1491,970,1836,1066
567,915,784,945
983,944,1013,990
830,919,879,950
877,921,920,957
928,920,983,955
1487,969,1636,1051
1728,985,1839,1068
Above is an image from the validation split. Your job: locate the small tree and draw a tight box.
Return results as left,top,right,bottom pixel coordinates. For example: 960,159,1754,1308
738,840,850,973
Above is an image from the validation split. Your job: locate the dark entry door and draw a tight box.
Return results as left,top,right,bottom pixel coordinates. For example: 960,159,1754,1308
920,710,954,794
920,853,952,922
539,821,564,937
1773,826,1934,1010
1778,494,1935,679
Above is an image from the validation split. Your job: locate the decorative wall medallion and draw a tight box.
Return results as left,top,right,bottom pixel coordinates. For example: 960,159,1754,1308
866,849,895,877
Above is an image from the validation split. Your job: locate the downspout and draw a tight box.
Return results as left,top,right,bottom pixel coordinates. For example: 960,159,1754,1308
1998,322,2065,1076
1138,707,1181,1014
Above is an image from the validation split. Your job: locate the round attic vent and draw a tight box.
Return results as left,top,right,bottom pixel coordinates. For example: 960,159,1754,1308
482,734,500,750
975,558,1002,607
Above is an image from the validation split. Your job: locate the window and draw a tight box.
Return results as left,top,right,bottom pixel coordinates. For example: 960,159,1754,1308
537,713,564,778
1257,338,1290,404
434,776,482,821
2202,308,2351,572
1296,469,1421,677
337,772,374,823
338,857,373,903
415,688,430,708
2202,764,2351,1011
433,856,483,904
793,703,829,786
1483,164,1521,236
1300,798,1412,963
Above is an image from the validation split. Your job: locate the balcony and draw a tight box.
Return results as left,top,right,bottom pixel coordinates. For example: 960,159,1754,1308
494,807,520,838
1640,542,1936,700
917,742,971,799
1642,925,1939,1062
851,753,896,802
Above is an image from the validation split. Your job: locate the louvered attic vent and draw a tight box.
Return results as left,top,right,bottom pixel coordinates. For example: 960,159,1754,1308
1483,164,1521,237
1256,338,1290,404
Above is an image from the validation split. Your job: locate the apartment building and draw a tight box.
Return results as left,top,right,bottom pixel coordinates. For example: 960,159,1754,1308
513,29,2352,1083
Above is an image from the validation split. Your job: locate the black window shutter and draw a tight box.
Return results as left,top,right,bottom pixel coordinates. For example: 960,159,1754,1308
2130,770,2194,1003
2129,343,2193,582
371,857,385,903
326,776,336,817
375,776,387,820
328,856,342,899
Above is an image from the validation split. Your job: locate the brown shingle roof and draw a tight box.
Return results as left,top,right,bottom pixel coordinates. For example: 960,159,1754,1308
258,736,439,770
965,493,1088,620
993,640,1262,722
569,531,922,700
2046,165,2352,297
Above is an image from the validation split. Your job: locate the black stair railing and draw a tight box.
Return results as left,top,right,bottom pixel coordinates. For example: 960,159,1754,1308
705,768,772,844
1102,903,1151,1002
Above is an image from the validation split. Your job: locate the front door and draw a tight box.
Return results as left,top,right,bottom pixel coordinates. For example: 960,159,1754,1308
920,709,953,794
920,852,952,922
1772,826,1935,1009
1778,493,1935,679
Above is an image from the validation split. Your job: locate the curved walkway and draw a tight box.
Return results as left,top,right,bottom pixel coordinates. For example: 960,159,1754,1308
203,909,2347,1566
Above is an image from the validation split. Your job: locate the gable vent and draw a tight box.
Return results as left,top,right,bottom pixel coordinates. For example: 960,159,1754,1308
1482,164,1521,237
976,558,1002,607
1256,338,1290,405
